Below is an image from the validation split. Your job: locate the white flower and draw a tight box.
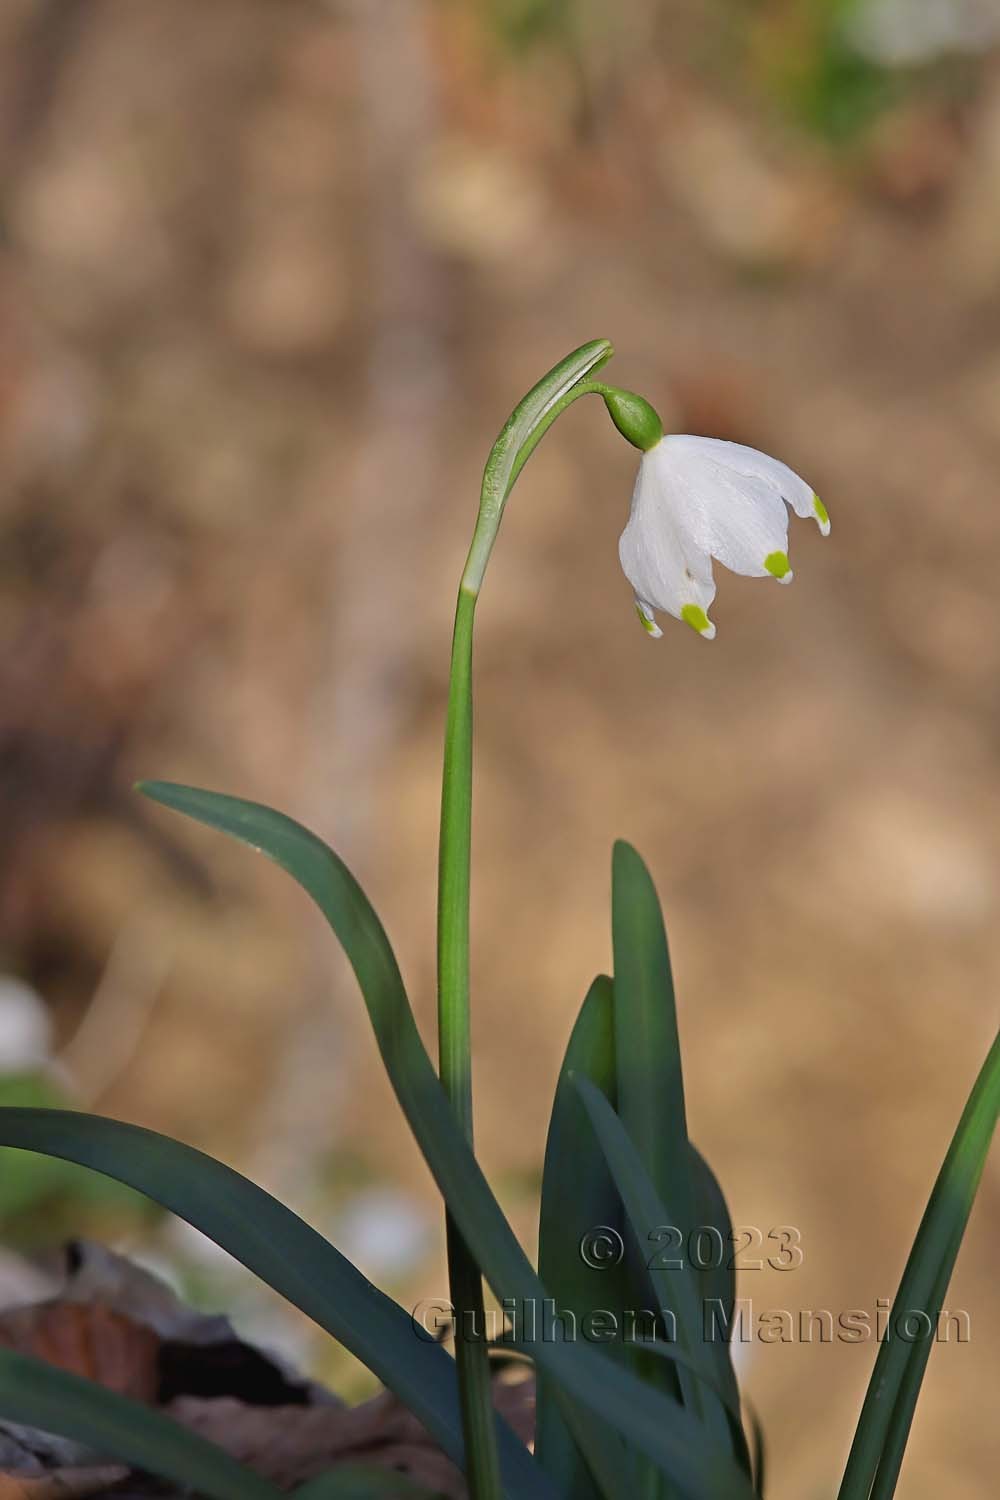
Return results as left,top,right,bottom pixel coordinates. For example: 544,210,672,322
618,434,829,640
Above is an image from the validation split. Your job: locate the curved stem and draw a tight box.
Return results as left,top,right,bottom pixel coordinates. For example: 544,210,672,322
461,377,607,597
436,344,615,1497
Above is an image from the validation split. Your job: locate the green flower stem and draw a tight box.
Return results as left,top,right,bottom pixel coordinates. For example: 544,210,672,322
438,584,477,1134
438,584,498,1500
437,341,618,1498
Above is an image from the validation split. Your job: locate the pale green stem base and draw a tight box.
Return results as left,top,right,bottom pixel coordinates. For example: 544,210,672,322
437,586,501,1498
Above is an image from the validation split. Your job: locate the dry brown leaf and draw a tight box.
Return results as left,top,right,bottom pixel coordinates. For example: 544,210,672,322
170,1375,534,1496
56,1244,218,1343
1,1246,335,1411
0,1467,128,1500
171,1390,464,1494
60,1244,334,1407
0,1302,158,1402
0,1248,533,1498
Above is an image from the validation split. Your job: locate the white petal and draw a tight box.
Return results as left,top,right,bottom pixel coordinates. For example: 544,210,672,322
672,434,813,511
700,466,792,579
649,440,790,581
669,433,830,539
619,449,717,636
634,600,663,639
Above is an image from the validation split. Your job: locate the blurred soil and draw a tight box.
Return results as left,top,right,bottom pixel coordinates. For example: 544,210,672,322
0,3,998,1497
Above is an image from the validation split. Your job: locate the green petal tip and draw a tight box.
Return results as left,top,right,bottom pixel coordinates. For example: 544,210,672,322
680,603,715,639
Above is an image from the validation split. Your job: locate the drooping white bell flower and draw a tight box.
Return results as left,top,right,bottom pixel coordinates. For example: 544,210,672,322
618,434,829,640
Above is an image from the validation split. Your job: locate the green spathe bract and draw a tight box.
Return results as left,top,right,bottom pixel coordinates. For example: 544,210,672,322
0,341,994,1500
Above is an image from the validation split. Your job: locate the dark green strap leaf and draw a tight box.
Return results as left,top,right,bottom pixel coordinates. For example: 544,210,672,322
688,1144,745,1443
867,1233,957,1500
611,842,692,1233
610,842,736,1460
0,1347,281,1500
293,1466,445,1498
838,1029,999,1500
0,1108,541,1499
536,975,627,1499
746,1402,766,1498
135,782,756,1500
572,1075,741,1431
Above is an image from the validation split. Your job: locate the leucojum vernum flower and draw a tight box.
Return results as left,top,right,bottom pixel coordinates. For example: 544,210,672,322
612,395,830,640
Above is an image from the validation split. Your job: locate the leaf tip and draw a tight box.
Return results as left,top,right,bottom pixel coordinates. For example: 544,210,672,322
135,779,169,805
611,838,645,876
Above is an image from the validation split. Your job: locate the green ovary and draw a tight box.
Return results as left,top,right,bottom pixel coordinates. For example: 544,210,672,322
765,550,791,579
681,603,711,635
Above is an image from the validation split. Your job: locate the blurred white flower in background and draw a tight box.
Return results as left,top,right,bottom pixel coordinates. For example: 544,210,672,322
0,976,53,1074
847,0,1000,65
333,1186,433,1283
619,435,828,640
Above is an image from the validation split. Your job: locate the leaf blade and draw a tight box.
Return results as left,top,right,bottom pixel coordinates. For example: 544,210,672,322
136,783,756,1500
536,976,628,1498
611,842,691,1233
293,1467,444,1499
688,1144,743,1427
837,1029,1000,1500
0,1108,541,1500
867,1235,957,1500
610,842,738,1460
572,1075,741,1429
0,1347,282,1500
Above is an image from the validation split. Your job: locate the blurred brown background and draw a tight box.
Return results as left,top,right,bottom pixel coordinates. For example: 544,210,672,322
1,1,998,1496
